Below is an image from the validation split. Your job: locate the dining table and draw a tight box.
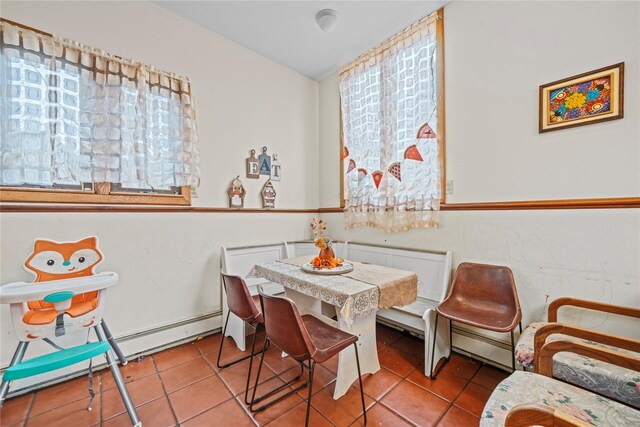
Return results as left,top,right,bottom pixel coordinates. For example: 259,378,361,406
249,256,418,400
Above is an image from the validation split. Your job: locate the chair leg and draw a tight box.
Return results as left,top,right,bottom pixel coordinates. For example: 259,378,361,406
217,313,262,369
448,318,453,361
304,361,316,427
510,330,516,372
0,341,29,407
101,320,127,366
354,343,367,426
429,313,439,379
249,337,269,412
243,324,262,405
95,325,140,426
249,338,308,412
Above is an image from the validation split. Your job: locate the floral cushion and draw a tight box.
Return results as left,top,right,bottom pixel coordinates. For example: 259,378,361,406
481,371,640,427
515,322,640,408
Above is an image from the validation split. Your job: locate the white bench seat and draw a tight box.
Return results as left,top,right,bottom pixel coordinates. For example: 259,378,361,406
221,242,289,351
343,242,452,376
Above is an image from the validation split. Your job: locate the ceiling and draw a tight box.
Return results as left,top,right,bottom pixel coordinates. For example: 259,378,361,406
152,1,448,80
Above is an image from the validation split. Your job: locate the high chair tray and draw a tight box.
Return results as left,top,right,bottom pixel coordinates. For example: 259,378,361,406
0,272,118,304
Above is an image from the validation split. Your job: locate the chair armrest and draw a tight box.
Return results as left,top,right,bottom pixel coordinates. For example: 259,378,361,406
548,297,640,322
0,272,118,304
533,323,640,360
505,403,592,427
536,339,640,377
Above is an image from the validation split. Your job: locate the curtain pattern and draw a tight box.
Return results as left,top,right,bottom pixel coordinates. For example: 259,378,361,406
339,13,440,232
0,21,200,190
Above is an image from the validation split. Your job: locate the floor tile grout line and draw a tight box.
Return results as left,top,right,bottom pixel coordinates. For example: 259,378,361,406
150,356,181,427
171,394,236,426
182,353,257,425
154,353,203,373
99,357,158,392
377,400,420,427
201,350,261,426
99,356,163,424
449,374,488,420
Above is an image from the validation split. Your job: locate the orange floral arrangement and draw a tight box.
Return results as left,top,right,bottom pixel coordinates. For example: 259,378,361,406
311,256,344,269
310,218,343,269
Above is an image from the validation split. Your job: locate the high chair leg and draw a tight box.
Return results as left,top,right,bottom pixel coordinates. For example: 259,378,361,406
101,320,127,365
95,325,140,426
0,341,29,406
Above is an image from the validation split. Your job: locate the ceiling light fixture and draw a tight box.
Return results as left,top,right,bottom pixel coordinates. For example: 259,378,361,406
316,9,338,32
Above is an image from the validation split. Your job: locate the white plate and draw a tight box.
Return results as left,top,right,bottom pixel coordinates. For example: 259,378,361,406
301,261,354,275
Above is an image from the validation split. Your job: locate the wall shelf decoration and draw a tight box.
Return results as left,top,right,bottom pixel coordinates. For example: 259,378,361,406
245,149,259,179
258,146,271,175
539,63,624,133
261,179,276,209
227,176,246,208
271,154,281,181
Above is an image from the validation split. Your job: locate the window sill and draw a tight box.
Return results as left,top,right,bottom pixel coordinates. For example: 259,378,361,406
0,186,191,206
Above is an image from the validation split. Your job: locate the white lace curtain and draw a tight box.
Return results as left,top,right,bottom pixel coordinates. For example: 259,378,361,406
339,12,441,232
0,21,200,190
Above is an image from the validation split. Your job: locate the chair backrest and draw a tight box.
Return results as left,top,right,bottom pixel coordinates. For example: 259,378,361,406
450,262,522,319
257,289,314,361
221,274,262,324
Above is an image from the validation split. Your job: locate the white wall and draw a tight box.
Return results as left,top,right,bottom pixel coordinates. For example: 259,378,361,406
1,0,639,382
320,1,640,205
0,0,319,386
1,0,319,208
318,0,640,360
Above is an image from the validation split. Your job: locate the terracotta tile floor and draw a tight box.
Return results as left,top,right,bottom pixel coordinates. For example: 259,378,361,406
0,324,509,426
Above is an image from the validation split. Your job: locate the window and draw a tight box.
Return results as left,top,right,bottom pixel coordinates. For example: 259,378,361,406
0,19,200,205
339,10,444,231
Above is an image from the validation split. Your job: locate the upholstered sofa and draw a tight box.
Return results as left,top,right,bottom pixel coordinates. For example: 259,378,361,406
515,298,640,408
483,338,640,426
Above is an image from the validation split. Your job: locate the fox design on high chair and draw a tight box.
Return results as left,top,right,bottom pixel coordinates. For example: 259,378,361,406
25,237,103,282
22,237,105,338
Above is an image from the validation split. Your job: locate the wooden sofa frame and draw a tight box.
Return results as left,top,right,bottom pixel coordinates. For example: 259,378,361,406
547,297,640,323
502,326,640,426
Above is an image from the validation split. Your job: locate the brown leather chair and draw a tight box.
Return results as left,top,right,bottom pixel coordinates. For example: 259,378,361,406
217,274,266,404
429,262,522,378
250,287,367,426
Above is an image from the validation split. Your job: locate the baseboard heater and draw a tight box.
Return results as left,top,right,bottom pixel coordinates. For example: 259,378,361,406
377,317,514,372
3,310,222,398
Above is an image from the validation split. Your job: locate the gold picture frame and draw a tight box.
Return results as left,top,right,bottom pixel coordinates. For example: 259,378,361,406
539,63,624,133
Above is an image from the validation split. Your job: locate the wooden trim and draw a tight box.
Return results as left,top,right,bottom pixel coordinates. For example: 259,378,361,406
0,205,318,213
539,62,624,133
321,197,640,212
548,297,640,322
440,197,640,210
0,186,192,206
0,17,53,37
533,324,640,370
3,196,639,213
536,339,640,377
435,8,446,204
505,404,591,427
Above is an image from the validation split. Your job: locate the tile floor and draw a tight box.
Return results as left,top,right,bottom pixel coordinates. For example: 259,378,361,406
0,324,509,426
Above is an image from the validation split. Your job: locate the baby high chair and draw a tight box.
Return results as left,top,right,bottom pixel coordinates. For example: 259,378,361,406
0,237,140,426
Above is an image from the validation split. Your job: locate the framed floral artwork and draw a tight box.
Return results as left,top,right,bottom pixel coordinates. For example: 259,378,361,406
539,63,624,133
